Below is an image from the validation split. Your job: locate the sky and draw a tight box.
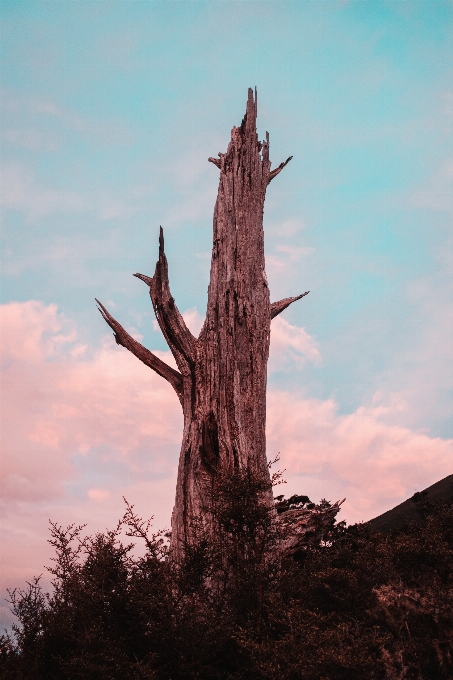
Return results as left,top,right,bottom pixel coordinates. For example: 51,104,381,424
1,0,452,629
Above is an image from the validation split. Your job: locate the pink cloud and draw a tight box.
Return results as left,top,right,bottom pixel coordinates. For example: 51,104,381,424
1,301,182,505
267,391,453,524
1,301,182,600
1,301,451,611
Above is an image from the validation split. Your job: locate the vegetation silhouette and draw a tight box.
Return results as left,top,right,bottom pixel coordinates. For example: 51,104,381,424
2,471,452,679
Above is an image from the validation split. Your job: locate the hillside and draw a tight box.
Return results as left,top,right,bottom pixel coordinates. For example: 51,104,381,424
366,473,453,534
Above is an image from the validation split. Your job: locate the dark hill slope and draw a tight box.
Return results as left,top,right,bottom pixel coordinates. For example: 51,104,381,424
366,473,453,534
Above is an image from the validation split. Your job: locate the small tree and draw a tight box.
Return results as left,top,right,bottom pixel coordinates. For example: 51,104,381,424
96,89,307,558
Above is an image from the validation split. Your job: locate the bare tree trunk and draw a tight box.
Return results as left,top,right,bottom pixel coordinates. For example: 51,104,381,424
96,89,308,559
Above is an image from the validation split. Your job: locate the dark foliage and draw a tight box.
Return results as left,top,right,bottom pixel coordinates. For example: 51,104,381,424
274,494,315,514
1,476,452,680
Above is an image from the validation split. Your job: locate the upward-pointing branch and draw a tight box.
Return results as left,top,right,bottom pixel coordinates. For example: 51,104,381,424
135,227,197,373
95,299,184,403
270,292,309,320
268,156,293,183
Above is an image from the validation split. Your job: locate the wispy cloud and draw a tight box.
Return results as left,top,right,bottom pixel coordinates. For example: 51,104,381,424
1,89,135,150
1,301,182,506
409,160,453,214
0,159,157,225
1,162,88,220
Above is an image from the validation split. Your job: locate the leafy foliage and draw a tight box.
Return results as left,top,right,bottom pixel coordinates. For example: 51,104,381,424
1,476,452,679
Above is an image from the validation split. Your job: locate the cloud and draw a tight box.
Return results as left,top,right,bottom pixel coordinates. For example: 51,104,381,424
1,89,135,150
2,127,60,152
182,307,204,337
266,218,308,238
0,160,156,225
0,300,184,610
1,300,451,607
391,258,453,433
270,316,321,370
0,301,182,507
409,161,453,213
264,219,314,286
373,159,453,435
1,162,88,221
275,244,315,258
87,488,111,502
412,160,453,213
267,391,453,525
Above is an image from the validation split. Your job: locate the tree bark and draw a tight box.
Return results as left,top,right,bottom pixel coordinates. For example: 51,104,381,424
97,89,308,559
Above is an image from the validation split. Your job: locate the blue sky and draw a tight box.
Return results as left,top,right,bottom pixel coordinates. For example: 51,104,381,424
1,0,452,622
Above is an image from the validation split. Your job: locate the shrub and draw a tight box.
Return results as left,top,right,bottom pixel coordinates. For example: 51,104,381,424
1,477,452,679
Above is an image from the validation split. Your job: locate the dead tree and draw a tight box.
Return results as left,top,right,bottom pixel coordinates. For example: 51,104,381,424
96,89,309,559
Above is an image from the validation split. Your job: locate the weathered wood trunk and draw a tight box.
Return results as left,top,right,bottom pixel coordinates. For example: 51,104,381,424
96,89,307,559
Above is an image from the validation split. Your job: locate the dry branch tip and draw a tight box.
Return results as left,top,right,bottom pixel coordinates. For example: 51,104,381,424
134,273,153,286
159,226,165,259
268,155,293,183
270,292,310,320
208,157,221,169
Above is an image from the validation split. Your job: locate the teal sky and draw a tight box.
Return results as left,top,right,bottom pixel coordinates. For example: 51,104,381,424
1,0,452,622
3,1,452,430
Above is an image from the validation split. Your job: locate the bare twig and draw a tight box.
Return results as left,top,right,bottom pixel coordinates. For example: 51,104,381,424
268,155,293,183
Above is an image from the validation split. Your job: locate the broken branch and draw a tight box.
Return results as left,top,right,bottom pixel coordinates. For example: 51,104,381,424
268,156,293,183
137,227,197,371
208,157,221,169
95,298,184,403
270,292,309,320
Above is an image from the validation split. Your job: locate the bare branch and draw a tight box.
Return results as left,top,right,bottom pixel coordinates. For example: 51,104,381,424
208,156,221,169
136,227,197,370
95,298,183,402
134,272,153,286
270,292,309,320
121,497,168,559
268,155,293,183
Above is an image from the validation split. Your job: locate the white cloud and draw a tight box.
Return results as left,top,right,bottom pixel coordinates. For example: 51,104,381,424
2,89,135,149
0,160,154,224
275,244,315,257
1,162,88,220
265,219,314,285
182,306,204,337
270,316,321,371
2,127,60,152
